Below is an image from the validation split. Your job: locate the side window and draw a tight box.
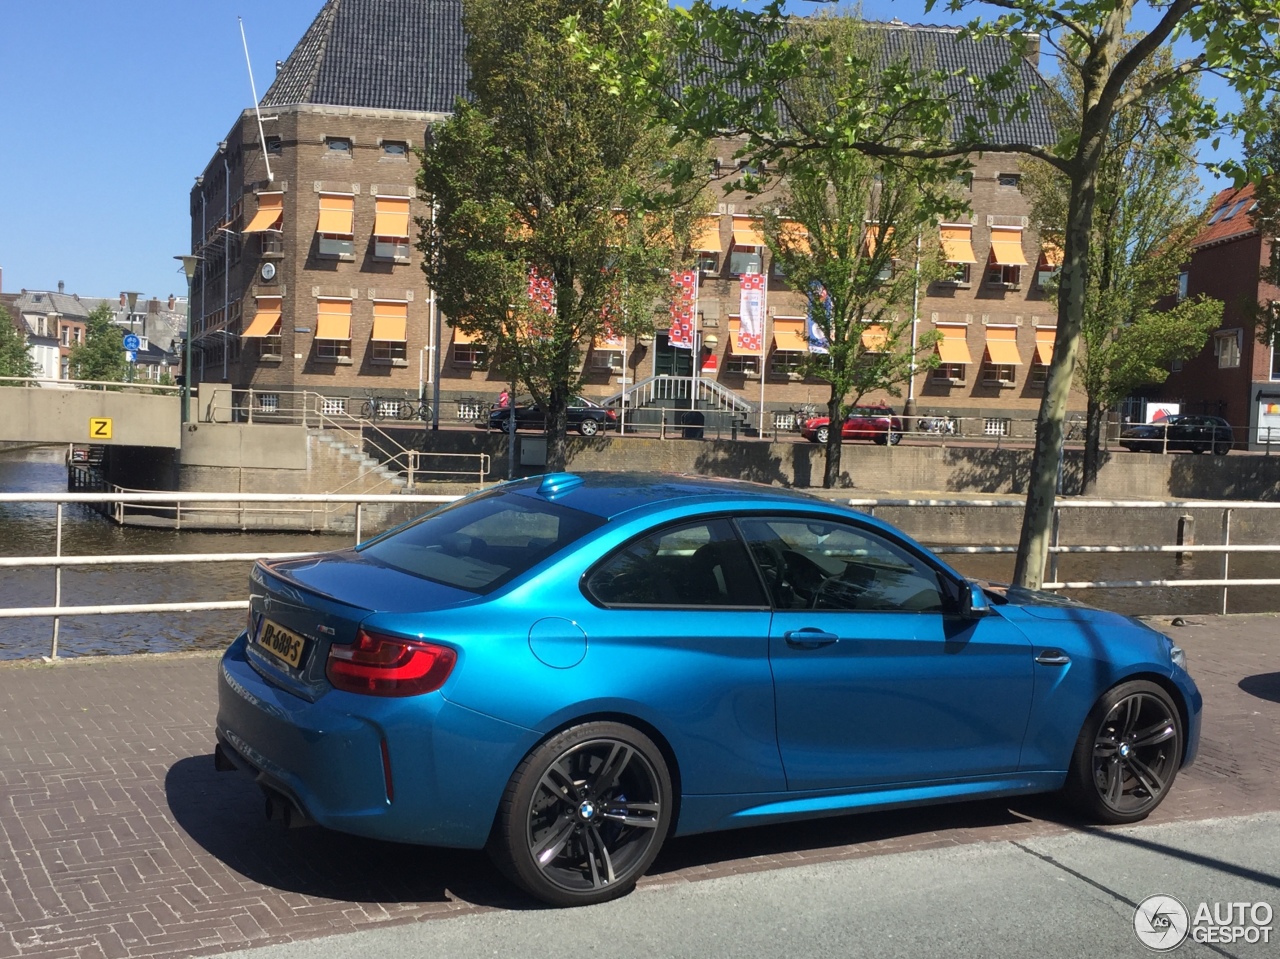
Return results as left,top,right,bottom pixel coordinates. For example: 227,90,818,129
737,517,946,613
587,519,766,608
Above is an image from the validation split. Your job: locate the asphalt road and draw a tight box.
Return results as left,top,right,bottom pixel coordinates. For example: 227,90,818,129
204,813,1280,959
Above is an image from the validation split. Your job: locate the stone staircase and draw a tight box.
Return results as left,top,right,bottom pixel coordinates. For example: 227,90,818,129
311,429,422,534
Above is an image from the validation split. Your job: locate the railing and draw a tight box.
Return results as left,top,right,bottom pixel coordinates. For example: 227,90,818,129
850,497,1280,615
0,375,181,393
0,491,455,658
602,374,756,415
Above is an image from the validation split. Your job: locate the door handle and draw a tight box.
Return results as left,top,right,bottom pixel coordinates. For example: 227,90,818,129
784,629,839,650
1035,649,1071,665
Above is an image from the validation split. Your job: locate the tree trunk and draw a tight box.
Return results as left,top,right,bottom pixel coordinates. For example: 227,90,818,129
1012,158,1100,589
545,384,569,472
822,390,844,489
1081,396,1104,494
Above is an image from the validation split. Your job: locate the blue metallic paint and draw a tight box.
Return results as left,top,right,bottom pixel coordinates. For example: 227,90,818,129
215,473,1203,854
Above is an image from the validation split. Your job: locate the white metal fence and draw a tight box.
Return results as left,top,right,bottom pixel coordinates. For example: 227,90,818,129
3,491,1279,660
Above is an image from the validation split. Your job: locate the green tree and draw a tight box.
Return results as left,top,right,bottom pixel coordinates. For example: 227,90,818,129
595,0,1280,588
1023,47,1223,491
418,0,704,472
0,306,37,381
749,16,962,487
1243,95,1280,344
69,304,129,384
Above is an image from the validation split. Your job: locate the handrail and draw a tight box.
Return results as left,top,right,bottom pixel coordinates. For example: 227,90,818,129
602,374,756,415
0,375,180,393
5,491,1280,660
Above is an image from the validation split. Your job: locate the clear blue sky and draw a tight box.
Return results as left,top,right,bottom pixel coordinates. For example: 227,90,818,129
0,1,1237,304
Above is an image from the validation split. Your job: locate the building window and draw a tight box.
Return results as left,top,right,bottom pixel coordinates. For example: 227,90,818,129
1177,272,1189,301
371,340,407,361
591,349,623,371
947,263,972,284
997,173,1022,189
1272,345,1280,380
725,354,759,375
321,397,347,416
61,327,69,346
933,363,966,382
317,193,355,257
730,249,762,276
983,363,1017,385
382,140,409,157
1215,330,1241,368
257,394,280,412
265,136,282,154
770,351,806,377
983,418,1011,436
957,171,973,190
454,344,487,367
60,356,69,379
325,137,352,153
987,263,1022,287
1030,363,1048,386
317,339,351,360
697,252,719,275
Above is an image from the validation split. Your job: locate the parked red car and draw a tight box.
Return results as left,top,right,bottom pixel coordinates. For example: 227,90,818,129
801,405,905,445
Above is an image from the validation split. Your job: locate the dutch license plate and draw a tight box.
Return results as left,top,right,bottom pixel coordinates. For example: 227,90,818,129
255,618,308,669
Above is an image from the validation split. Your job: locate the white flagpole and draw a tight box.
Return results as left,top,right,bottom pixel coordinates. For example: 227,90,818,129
758,270,768,438
691,271,700,410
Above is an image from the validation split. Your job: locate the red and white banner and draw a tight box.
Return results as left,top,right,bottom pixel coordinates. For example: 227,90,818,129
527,267,555,314
669,270,697,349
738,272,766,353
598,281,624,348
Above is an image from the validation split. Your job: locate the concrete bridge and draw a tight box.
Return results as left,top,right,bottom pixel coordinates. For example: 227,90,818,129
0,380,181,448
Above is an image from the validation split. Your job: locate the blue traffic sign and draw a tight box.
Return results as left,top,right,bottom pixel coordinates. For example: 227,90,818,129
122,333,141,352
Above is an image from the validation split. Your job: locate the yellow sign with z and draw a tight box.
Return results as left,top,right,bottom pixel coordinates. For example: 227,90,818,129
89,418,113,439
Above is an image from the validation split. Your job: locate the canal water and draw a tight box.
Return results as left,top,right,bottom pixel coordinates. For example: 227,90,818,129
1,446,1275,660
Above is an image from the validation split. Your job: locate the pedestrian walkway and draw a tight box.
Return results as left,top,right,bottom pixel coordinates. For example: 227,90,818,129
0,614,1276,959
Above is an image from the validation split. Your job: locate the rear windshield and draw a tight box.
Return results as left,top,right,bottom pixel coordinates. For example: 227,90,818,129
357,490,606,592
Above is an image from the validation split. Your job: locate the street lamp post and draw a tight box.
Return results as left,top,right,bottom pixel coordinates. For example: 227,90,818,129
122,291,142,383
174,256,201,424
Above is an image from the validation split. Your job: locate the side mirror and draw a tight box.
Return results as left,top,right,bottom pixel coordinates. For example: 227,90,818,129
962,582,991,619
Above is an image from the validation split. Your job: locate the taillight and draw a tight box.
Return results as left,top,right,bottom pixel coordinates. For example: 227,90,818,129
326,629,457,697
606,410,617,421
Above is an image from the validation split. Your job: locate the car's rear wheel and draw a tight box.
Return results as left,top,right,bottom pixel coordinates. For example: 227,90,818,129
1064,680,1183,824
489,722,672,907
815,426,829,445
1214,441,1232,456
578,418,600,437
498,418,514,433
886,430,902,446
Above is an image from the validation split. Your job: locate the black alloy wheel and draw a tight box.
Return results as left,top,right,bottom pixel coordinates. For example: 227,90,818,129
1065,680,1183,824
490,722,672,907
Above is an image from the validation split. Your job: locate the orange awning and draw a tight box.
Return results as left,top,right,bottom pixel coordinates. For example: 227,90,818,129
731,216,765,248
242,193,283,233
940,225,977,264
451,324,478,345
860,324,889,352
241,297,281,337
315,298,352,340
1035,327,1056,365
778,220,811,255
1041,240,1063,268
371,301,407,341
863,225,895,257
317,194,354,236
593,334,625,350
773,318,809,352
690,215,723,252
989,227,1028,266
373,196,411,238
727,317,762,356
935,324,972,364
984,326,1022,365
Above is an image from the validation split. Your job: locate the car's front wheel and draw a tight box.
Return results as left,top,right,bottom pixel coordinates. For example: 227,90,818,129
578,418,600,437
885,430,902,446
489,722,672,907
815,426,830,445
1064,680,1183,824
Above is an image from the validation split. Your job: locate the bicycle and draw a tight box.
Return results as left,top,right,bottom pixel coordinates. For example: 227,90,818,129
1065,415,1086,442
917,414,957,435
397,395,433,423
359,394,399,422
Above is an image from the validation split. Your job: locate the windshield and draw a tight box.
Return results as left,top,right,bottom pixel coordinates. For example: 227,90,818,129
358,490,606,592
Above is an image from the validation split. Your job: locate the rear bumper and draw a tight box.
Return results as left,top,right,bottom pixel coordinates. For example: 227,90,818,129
216,635,539,848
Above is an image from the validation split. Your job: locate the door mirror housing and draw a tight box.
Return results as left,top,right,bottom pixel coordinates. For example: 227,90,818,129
962,582,991,619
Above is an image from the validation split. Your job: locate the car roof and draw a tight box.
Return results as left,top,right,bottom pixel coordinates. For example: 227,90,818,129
500,471,827,521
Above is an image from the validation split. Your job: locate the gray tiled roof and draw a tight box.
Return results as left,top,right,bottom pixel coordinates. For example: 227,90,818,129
260,0,469,114
10,291,93,320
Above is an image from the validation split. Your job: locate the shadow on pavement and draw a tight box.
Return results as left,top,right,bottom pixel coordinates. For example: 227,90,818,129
164,755,530,909
1238,672,1280,704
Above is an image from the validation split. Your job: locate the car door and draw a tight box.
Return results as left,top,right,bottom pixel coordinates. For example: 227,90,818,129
737,515,1034,792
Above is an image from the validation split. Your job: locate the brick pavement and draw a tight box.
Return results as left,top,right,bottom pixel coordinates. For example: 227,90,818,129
0,614,1276,959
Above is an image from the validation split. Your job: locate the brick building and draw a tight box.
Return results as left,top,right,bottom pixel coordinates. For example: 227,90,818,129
188,0,1069,428
1156,181,1280,449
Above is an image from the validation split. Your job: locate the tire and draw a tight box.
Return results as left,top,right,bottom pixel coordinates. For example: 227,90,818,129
396,402,415,420
488,722,672,907
815,426,829,445
1064,680,1183,825
498,417,514,434
1214,442,1231,456
886,430,902,446
578,418,600,437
